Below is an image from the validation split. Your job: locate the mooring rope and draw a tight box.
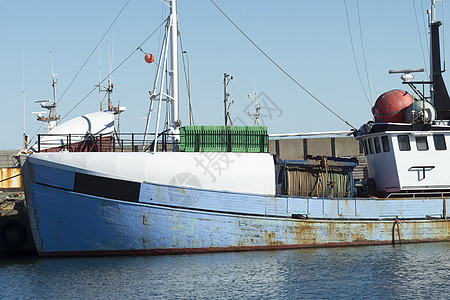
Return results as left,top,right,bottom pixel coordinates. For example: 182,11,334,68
0,174,21,183
392,218,402,245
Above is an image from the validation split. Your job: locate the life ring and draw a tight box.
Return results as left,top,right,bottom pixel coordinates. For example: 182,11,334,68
0,220,26,249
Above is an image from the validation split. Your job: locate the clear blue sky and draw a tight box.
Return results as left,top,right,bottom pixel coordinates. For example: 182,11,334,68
0,0,447,150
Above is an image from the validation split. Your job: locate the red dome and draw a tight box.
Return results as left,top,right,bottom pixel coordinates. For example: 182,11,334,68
144,53,155,63
372,89,414,123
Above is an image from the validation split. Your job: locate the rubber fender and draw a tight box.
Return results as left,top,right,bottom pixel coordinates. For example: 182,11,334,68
0,220,26,249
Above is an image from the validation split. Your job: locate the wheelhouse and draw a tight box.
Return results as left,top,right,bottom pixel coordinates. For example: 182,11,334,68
356,123,450,196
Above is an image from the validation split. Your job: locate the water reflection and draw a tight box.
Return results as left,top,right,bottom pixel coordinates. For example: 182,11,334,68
0,242,448,299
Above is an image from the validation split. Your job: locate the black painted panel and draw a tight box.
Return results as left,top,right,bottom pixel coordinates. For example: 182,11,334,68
74,173,140,202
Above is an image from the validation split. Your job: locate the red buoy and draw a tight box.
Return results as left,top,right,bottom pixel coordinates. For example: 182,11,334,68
372,89,414,123
144,53,155,63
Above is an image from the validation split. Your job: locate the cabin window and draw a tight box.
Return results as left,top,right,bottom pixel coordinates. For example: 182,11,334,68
374,137,381,153
416,136,429,151
381,136,390,152
397,135,411,151
362,140,368,155
433,134,447,150
368,138,374,154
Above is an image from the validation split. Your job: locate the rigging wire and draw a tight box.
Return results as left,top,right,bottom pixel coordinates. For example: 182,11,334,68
229,82,246,105
157,4,167,68
209,0,356,130
30,121,45,143
356,0,373,105
111,32,115,79
413,0,430,77
179,34,194,125
29,19,167,143
229,81,256,124
344,0,372,107
99,91,108,107
57,0,130,105
59,20,167,123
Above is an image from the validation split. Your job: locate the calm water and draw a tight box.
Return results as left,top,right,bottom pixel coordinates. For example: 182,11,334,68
1,243,449,299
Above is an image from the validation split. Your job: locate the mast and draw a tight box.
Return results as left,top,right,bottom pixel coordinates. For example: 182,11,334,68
47,29,58,131
224,73,232,126
47,72,58,131
429,0,450,119
35,36,60,133
170,0,179,129
430,0,436,96
143,0,181,151
107,36,114,111
431,0,436,24
46,38,58,131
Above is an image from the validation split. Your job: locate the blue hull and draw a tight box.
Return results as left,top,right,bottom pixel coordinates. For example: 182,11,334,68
20,153,450,256
27,182,450,256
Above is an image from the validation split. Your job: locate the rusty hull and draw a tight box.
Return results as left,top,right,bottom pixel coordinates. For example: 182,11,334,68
39,218,449,257
27,182,450,257
22,157,450,257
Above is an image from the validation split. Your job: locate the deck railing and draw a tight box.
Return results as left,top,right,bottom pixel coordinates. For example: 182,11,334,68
35,132,174,153
35,130,269,153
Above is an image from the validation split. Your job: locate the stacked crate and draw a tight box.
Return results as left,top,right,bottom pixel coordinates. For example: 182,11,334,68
180,126,268,153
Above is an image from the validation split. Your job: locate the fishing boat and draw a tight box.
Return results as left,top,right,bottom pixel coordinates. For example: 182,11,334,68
20,0,448,257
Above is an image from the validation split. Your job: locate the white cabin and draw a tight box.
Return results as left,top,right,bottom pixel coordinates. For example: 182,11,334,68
356,122,450,196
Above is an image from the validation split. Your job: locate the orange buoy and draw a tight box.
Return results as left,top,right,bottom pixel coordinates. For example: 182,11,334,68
144,53,155,63
372,89,414,123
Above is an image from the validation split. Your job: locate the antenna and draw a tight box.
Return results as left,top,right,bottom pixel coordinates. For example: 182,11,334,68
97,30,102,100
182,49,194,126
97,35,115,111
106,36,114,111
389,68,426,82
224,73,234,126
22,49,29,149
96,31,103,111
248,92,261,126
34,23,60,132
48,23,57,106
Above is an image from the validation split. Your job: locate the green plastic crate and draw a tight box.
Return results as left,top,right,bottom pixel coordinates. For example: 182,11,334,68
179,125,268,152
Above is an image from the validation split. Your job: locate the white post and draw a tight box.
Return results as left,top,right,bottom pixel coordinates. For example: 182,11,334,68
170,0,179,128
143,24,169,149
153,36,171,152
431,0,436,23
